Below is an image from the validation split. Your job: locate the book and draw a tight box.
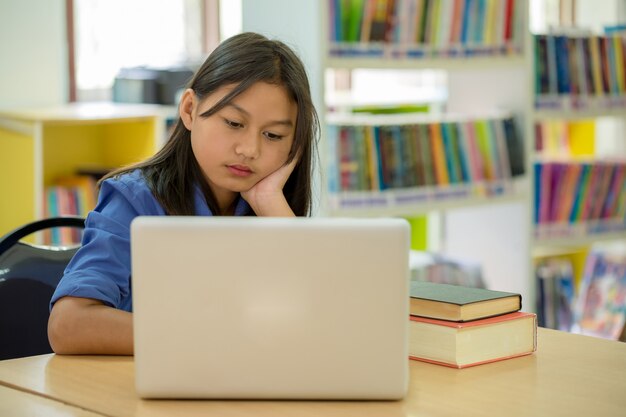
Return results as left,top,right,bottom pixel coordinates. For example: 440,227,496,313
572,249,626,340
429,123,450,185
535,257,575,331
409,311,537,369
409,281,521,321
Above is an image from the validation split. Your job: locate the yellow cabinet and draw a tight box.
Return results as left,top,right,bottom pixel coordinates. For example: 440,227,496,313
0,103,169,236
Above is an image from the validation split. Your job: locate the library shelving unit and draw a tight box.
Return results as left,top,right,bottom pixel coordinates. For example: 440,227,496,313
528,0,626,332
242,0,536,305
324,110,528,217
530,24,626,248
0,102,168,239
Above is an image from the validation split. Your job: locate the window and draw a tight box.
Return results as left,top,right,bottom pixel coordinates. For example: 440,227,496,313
325,68,448,115
70,0,242,102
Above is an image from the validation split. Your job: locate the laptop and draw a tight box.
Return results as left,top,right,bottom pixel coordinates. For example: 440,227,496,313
131,216,410,399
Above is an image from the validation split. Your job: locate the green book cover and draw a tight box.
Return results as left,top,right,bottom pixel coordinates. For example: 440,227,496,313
475,120,494,180
409,281,522,322
410,281,521,307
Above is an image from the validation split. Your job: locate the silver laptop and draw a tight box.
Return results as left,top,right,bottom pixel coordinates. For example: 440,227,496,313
131,216,409,399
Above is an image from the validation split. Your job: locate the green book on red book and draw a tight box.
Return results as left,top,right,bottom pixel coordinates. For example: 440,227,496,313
410,281,522,322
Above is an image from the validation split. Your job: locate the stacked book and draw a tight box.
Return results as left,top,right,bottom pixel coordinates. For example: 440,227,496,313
408,281,537,368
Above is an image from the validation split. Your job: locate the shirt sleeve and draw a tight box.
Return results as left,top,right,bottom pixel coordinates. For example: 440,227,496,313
50,173,165,312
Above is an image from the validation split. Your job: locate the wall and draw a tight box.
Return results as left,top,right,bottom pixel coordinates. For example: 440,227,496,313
241,0,324,215
0,0,68,108
576,0,625,31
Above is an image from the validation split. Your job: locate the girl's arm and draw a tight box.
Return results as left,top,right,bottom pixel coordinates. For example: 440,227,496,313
48,296,133,355
241,157,299,217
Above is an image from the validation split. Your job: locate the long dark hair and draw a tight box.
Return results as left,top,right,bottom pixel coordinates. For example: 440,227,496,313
101,32,319,216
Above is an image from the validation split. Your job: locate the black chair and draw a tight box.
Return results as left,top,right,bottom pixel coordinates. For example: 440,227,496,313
0,217,85,360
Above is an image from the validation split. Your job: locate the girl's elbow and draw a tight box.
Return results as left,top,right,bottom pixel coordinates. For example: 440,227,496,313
48,304,69,354
48,298,82,354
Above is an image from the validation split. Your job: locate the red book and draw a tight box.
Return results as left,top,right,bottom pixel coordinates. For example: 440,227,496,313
503,0,515,42
409,312,537,369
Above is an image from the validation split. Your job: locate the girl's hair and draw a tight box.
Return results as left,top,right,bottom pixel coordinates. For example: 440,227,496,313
101,32,319,216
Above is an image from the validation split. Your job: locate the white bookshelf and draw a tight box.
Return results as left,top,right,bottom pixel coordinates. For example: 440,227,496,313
529,0,626,252
535,231,626,248
533,107,626,121
326,181,528,217
527,0,626,333
241,0,625,311
325,55,527,71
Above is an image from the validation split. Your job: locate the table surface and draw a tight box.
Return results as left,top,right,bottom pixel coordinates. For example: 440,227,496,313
0,384,102,417
0,328,625,417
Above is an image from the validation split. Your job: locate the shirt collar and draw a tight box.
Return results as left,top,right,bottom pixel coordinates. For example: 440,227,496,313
193,184,251,216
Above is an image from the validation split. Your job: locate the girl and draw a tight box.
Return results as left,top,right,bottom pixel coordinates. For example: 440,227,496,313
48,32,319,355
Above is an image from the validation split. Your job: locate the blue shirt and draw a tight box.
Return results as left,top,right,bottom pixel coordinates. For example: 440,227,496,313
51,170,251,312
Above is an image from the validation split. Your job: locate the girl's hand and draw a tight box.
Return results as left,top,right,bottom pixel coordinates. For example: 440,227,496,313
241,156,299,217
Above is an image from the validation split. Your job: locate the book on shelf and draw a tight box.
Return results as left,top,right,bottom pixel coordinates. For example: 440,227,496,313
533,30,626,111
572,248,626,341
409,311,537,369
535,257,575,331
328,0,525,58
42,174,97,245
409,281,521,322
533,158,626,238
328,113,522,194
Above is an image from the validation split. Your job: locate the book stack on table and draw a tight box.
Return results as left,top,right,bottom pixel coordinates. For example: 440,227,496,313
408,281,537,369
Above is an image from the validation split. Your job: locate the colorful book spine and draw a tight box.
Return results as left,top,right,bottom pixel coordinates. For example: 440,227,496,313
534,160,626,237
42,175,97,245
328,0,524,57
534,32,626,110
430,123,450,185
327,116,520,199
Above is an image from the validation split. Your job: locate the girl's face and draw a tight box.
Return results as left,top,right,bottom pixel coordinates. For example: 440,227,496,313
180,82,297,211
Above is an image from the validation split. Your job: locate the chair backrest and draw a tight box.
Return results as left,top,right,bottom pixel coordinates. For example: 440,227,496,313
0,217,85,360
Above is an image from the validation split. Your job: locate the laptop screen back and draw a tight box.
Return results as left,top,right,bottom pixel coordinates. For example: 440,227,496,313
131,216,409,399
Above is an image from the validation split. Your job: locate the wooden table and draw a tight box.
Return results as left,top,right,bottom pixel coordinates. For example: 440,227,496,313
0,329,624,417
0,384,102,417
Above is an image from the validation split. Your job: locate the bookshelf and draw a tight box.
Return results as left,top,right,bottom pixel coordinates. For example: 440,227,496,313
245,0,626,320
530,1,626,245
242,0,534,305
528,0,626,333
325,110,526,215
0,103,167,239
530,0,626,247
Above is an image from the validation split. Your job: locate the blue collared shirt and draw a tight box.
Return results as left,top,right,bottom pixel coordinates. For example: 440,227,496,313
50,170,251,312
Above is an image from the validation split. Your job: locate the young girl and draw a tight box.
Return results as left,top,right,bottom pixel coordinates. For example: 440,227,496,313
48,32,319,355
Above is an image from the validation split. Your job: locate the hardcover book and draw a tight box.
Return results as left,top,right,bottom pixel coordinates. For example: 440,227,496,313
410,281,522,321
409,311,537,369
